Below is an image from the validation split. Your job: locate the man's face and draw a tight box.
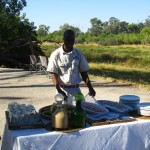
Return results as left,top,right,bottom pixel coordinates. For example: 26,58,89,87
64,34,75,50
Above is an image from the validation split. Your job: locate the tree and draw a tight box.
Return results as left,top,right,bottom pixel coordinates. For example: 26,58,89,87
88,18,103,36
0,0,26,16
0,0,42,68
59,23,81,36
103,17,122,34
76,32,86,43
108,17,119,25
0,0,36,48
117,21,129,33
102,17,129,34
145,16,150,26
141,26,150,44
0,0,26,46
37,25,50,36
128,23,142,33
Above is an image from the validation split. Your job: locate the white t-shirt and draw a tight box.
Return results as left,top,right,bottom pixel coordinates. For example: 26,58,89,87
47,46,89,85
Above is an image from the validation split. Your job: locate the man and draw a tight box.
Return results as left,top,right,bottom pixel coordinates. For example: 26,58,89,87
47,29,96,104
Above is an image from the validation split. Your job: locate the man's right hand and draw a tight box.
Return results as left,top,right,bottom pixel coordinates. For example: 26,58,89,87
51,73,68,101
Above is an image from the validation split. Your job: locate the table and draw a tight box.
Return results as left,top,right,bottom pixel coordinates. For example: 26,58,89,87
1,120,150,150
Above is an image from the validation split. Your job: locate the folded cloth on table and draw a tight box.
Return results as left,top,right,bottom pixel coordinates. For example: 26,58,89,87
86,111,119,121
97,100,133,114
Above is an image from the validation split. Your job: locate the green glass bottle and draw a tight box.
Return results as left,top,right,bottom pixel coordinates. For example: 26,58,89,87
70,92,86,128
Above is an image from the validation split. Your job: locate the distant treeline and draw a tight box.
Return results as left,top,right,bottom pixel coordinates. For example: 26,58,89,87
1,0,150,52
37,17,150,45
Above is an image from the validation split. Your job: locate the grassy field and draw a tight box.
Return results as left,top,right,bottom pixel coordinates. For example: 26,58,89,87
41,43,150,91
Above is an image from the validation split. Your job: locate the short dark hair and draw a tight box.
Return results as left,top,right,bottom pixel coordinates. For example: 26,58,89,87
63,29,75,38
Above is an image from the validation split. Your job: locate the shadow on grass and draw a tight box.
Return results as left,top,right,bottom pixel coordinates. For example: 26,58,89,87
89,68,150,84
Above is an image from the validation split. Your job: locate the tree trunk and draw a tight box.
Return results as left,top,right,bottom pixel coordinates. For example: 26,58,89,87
29,36,34,55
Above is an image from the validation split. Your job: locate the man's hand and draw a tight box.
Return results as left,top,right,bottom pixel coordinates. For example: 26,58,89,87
80,72,96,97
89,87,96,97
51,73,68,101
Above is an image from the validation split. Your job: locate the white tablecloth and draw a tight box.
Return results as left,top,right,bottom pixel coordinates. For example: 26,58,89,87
1,120,150,150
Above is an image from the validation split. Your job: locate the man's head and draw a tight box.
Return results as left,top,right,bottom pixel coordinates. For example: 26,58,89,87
63,29,75,52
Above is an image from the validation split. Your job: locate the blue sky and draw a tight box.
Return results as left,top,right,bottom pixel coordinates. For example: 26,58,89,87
22,0,150,32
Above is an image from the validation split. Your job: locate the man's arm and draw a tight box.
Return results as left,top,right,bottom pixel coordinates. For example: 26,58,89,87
51,73,68,100
80,72,96,96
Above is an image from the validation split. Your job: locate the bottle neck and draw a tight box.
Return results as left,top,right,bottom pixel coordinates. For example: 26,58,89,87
57,101,62,109
76,101,82,108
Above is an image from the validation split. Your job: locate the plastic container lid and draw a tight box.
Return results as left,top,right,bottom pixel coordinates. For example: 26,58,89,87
119,95,140,103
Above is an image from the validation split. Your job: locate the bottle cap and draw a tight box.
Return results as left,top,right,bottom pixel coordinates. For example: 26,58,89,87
55,93,64,102
75,92,84,101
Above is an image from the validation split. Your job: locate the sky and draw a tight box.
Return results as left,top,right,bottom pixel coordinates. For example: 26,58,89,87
22,0,150,32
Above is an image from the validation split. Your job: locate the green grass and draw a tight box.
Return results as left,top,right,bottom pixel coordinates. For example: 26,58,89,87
41,43,150,91
40,42,60,57
75,44,150,70
89,63,150,91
